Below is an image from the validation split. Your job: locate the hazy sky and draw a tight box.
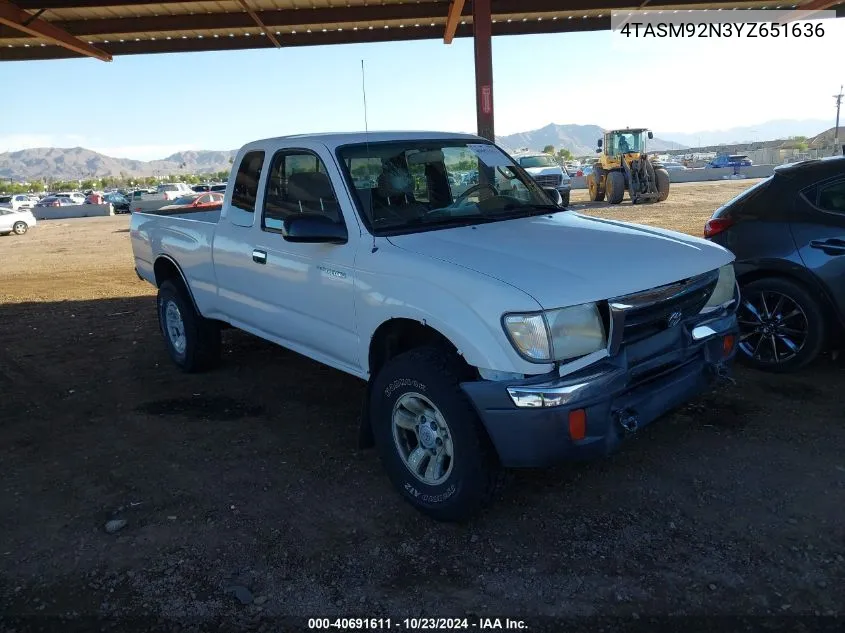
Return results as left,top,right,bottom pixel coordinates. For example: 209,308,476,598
1,17,843,160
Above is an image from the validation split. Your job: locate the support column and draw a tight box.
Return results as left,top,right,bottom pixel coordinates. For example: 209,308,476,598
473,0,494,141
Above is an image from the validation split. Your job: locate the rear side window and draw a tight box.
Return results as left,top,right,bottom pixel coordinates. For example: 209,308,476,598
713,176,772,218
816,179,845,214
232,150,265,213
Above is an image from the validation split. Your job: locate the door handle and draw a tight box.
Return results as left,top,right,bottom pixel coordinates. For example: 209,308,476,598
252,249,267,264
809,239,845,255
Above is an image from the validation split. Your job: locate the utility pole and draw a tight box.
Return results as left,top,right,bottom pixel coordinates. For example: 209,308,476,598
834,85,843,156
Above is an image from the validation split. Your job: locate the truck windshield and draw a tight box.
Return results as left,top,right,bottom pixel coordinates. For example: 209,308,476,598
337,140,560,235
519,155,558,168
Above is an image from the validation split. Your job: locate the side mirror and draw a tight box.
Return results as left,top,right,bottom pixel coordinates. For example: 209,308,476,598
597,139,603,148
595,148,602,153
283,213,348,244
647,131,654,139
543,187,563,207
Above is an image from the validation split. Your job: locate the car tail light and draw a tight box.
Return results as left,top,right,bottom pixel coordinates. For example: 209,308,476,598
704,217,734,238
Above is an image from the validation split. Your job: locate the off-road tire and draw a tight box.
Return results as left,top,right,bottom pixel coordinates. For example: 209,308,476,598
560,190,571,207
606,171,626,204
156,280,221,373
370,346,503,522
588,171,605,202
655,168,670,202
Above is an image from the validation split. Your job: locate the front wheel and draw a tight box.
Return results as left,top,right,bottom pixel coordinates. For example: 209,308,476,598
156,280,221,373
12,221,28,235
560,190,571,207
737,277,826,373
654,168,670,202
370,347,502,522
606,171,625,204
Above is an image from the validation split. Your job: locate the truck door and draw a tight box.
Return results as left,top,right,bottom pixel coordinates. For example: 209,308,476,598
791,176,845,321
214,144,361,373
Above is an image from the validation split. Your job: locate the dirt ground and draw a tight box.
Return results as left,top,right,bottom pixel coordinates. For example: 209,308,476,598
1,180,843,631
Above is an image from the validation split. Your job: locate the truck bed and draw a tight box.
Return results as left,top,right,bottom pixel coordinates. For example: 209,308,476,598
130,208,220,299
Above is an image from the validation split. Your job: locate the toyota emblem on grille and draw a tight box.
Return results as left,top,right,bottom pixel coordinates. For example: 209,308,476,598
667,311,683,327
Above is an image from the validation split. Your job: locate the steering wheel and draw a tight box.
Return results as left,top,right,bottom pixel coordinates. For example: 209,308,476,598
454,183,499,205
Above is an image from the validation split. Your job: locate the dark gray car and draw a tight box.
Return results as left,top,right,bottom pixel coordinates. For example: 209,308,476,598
705,156,845,372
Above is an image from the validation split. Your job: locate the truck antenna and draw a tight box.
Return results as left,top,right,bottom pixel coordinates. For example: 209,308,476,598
361,59,378,253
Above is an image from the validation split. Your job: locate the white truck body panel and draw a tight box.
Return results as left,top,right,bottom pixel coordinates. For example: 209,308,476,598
131,131,734,381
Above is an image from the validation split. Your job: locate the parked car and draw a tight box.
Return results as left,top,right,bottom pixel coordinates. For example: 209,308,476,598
53,192,86,205
705,156,845,372
192,184,211,193
157,192,224,212
0,207,37,235
35,196,78,207
662,162,689,172
156,183,194,201
709,154,753,169
131,131,739,521
0,194,37,211
513,151,572,206
103,192,131,213
210,184,228,192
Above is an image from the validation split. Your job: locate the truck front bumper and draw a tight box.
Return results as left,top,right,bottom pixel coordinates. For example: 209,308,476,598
460,313,738,468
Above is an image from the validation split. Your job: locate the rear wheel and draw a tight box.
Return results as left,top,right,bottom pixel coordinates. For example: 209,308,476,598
606,171,625,204
737,277,826,373
12,221,27,235
655,168,670,202
156,280,221,373
370,346,502,522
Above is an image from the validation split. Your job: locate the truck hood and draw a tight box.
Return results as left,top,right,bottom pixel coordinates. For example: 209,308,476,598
387,212,733,309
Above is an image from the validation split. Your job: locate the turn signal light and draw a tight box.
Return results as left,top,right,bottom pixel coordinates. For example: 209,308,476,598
723,335,736,357
569,409,586,441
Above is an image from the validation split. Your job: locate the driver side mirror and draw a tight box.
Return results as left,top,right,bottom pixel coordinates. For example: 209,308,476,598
597,139,603,148
647,131,654,139
543,187,563,207
283,213,348,244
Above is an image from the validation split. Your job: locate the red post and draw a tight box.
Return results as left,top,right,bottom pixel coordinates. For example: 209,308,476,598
473,0,494,141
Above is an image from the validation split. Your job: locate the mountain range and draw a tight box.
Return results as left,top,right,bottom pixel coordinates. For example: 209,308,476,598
1,119,833,182
0,147,237,182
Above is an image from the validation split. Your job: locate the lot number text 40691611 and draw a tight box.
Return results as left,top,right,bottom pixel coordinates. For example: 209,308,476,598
617,21,825,38
307,618,528,630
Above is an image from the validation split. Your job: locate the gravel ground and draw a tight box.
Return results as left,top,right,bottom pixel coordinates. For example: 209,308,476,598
1,180,843,632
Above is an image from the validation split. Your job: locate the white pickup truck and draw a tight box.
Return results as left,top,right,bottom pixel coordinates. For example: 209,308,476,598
131,131,740,521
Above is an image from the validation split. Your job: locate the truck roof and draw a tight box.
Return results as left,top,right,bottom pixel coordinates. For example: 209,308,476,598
241,131,483,151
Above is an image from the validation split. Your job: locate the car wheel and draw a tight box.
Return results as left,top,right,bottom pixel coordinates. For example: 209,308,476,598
370,346,503,522
560,191,570,207
737,277,826,373
156,280,221,373
12,221,28,235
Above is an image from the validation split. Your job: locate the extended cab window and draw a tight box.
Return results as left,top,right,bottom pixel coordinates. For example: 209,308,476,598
232,150,265,213
262,150,341,232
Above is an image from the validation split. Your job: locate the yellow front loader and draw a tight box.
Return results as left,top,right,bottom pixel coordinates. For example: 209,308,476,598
586,128,670,205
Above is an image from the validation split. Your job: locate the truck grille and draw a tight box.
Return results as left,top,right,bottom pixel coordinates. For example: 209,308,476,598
533,174,562,187
609,270,719,344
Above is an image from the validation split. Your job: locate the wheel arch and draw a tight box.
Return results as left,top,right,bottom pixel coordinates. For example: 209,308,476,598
153,255,201,314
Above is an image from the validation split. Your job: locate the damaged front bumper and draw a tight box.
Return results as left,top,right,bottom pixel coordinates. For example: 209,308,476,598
460,312,738,468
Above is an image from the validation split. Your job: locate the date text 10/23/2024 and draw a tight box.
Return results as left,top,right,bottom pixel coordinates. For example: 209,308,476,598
308,618,528,630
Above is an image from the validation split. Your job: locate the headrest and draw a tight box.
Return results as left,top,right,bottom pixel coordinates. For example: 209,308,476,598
288,171,334,202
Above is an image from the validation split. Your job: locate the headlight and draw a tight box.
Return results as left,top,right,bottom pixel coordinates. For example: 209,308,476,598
503,303,607,363
701,264,736,312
